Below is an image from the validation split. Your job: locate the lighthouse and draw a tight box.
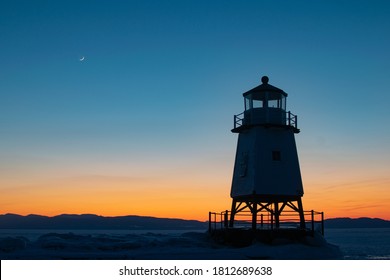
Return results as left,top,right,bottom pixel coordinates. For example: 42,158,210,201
229,76,305,230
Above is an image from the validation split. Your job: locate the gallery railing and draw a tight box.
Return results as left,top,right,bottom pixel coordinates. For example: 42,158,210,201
233,110,298,131
208,209,324,236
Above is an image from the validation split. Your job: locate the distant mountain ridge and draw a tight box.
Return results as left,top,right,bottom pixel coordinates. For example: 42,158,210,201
0,214,389,229
324,217,390,228
0,214,207,230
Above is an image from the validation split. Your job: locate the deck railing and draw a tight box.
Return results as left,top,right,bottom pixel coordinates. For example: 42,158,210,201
233,110,298,130
209,209,324,236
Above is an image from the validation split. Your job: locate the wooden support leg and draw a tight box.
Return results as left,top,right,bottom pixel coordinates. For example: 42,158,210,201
274,202,280,228
297,198,306,229
252,202,257,230
229,199,237,228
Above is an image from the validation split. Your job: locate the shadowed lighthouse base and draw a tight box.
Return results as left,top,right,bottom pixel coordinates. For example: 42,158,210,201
229,195,306,230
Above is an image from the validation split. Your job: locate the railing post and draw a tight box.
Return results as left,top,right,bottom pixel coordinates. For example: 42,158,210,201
321,212,324,236
288,111,291,126
224,210,229,228
234,115,236,129
295,115,298,128
311,210,314,234
208,212,212,233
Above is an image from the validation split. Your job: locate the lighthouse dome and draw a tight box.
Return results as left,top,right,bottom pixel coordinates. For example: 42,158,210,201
243,76,287,99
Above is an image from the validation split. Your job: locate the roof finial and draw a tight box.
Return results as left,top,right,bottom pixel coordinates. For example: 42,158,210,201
261,76,269,84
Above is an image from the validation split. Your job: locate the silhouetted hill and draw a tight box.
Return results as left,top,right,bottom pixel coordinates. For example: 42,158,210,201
1,214,388,230
324,217,390,228
0,214,207,230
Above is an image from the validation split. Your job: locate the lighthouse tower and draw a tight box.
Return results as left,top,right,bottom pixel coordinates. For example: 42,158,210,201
229,76,305,230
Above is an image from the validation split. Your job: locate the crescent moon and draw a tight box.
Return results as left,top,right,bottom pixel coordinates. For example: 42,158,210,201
79,56,85,61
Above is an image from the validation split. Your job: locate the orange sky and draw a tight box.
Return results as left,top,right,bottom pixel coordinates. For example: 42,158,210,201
1,122,389,221
1,159,389,221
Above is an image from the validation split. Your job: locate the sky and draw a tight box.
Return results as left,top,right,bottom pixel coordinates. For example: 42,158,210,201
1,0,389,221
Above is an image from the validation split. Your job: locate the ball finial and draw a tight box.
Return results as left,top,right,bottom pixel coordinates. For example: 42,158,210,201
261,76,269,84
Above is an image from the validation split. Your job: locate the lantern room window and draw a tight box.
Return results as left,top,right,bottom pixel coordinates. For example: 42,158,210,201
253,99,263,108
245,96,251,110
268,99,278,108
244,93,286,111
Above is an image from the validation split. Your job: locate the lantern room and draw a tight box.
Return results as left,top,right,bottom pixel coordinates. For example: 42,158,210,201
233,76,298,133
243,76,287,126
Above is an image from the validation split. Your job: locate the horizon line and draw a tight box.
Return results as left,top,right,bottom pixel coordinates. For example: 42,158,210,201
1,212,389,222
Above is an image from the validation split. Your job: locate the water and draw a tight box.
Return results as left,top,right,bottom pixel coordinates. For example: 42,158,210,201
324,228,390,260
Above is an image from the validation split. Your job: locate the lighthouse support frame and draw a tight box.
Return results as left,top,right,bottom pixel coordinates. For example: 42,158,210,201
229,195,306,230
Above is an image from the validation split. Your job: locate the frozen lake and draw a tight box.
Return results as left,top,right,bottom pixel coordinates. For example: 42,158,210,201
0,228,388,260
324,228,390,260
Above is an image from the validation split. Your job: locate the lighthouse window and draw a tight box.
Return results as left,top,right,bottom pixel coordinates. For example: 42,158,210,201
245,97,251,110
272,151,281,161
280,96,286,110
253,100,263,108
268,99,279,108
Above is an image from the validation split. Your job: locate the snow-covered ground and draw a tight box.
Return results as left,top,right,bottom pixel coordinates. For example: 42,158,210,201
0,230,342,260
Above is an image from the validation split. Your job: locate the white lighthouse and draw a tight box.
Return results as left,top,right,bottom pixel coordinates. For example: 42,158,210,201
229,76,305,230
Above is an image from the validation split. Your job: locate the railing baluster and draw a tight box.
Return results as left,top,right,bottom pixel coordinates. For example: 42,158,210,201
311,210,315,235
288,111,291,126
208,212,211,232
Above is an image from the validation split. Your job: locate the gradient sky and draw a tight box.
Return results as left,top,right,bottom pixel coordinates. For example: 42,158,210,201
1,0,389,221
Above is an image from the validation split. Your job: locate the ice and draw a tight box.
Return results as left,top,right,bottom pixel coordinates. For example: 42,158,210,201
0,237,28,252
0,230,342,260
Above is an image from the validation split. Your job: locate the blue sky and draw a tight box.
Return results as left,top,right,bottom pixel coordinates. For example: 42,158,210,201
1,0,389,218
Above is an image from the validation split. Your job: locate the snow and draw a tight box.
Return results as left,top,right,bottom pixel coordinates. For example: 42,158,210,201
0,230,342,260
